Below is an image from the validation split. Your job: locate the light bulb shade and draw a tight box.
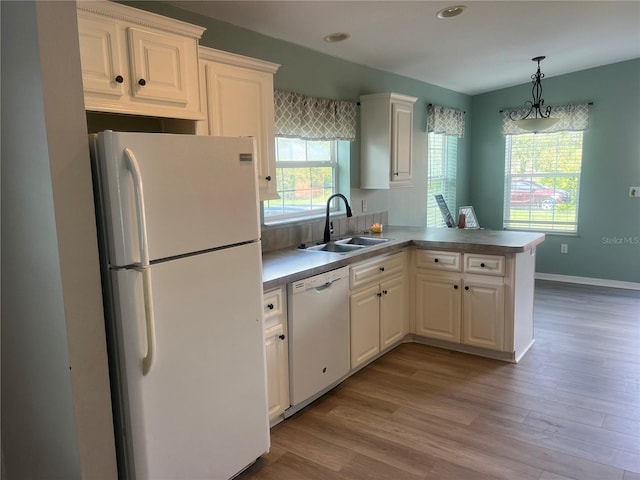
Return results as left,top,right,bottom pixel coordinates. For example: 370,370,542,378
513,117,560,133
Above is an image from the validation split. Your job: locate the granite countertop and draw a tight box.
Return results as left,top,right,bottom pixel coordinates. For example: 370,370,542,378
262,226,545,290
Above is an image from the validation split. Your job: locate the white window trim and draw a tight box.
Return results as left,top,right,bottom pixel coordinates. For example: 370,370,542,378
503,131,583,233
427,132,457,228
263,139,341,224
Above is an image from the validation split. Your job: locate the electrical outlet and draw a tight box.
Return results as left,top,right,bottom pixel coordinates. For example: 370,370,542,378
560,244,568,254
630,186,640,197
361,199,367,212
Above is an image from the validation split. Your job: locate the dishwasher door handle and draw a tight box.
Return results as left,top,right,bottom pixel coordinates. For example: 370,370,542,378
314,279,340,292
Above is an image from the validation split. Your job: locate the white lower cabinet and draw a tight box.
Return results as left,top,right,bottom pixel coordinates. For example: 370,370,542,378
461,278,505,350
263,286,289,425
350,284,381,368
380,275,407,349
350,252,407,369
415,273,461,342
414,250,507,352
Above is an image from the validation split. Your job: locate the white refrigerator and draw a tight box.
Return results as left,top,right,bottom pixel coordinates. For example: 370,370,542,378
90,130,270,480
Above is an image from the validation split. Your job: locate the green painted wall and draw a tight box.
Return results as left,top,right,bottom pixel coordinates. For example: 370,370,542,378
471,60,640,283
124,2,638,283
122,1,472,227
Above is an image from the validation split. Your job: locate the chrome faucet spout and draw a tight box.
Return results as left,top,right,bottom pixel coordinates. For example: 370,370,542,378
323,193,353,243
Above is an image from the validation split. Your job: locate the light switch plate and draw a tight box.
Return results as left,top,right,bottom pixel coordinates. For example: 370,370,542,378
630,186,640,197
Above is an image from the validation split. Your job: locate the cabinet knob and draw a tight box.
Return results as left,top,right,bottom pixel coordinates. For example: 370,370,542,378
267,303,274,310
453,285,459,289
464,286,470,291
382,290,388,295
379,266,385,272
377,292,382,298
394,172,399,176
480,263,486,268
265,176,272,181
114,75,124,84
434,258,439,263
278,334,286,340
138,78,146,86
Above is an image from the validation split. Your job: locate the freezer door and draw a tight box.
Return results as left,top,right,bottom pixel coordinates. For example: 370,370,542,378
110,242,269,480
93,131,260,267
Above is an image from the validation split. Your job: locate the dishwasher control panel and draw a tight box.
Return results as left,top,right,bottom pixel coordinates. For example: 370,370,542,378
290,267,346,293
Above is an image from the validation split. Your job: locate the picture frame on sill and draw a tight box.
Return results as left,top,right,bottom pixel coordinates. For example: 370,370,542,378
458,206,479,229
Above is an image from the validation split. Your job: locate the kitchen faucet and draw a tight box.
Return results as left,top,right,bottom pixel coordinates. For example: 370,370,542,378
323,193,353,243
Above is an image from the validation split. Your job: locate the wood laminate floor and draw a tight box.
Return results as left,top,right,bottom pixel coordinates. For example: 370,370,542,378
238,280,640,480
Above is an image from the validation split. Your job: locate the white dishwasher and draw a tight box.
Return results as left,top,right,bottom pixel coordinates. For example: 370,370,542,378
287,266,350,411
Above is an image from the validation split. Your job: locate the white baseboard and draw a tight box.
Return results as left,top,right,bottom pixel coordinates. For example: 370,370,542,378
535,273,640,291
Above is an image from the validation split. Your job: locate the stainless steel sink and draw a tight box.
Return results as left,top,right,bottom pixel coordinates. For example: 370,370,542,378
335,236,390,246
299,236,390,254
303,242,365,253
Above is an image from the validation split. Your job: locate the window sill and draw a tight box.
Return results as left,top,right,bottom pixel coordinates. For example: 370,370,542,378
504,227,578,237
263,211,346,228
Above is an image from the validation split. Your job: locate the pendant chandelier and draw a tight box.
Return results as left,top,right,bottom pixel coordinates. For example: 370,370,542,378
511,56,560,133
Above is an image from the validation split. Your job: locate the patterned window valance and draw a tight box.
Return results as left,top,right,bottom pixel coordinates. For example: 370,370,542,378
427,104,465,138
274,90,357,141
502,103,591,135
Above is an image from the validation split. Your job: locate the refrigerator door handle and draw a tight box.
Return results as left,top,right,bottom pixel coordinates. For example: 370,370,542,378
123,147,150,267
140,266,156,375
124,147,156,375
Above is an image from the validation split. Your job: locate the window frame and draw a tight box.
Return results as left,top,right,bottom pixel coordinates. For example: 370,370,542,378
263,138,340,223
427,132,458,228
503,131,584,233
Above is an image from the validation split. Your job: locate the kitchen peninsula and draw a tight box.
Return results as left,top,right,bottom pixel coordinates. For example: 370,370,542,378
261,226,544,423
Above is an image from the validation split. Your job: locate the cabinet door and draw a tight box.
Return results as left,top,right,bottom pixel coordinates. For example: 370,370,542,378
390,100,413,187
127,27,190,105
350,285,381,369
204,62,277,200
415,273,461,342
380,275,406,350
462,279,505,351
77,13,126,98
264,322,289,423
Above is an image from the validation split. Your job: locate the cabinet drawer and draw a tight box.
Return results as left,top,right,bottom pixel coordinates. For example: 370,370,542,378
415,250,461,272
350,252,405,290
464,254,505,276
263,287,284,321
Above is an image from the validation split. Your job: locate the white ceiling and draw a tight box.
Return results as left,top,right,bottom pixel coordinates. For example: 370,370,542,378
170,0,640,95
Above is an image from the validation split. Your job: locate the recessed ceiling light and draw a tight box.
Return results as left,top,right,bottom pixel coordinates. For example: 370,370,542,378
437,5,467,19
323,32,350,43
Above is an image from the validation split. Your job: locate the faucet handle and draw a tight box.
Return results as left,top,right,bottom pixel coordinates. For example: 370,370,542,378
330,221,334,235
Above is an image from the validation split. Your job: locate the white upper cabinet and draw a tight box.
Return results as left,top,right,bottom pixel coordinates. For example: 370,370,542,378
77,1,205,120
197,47,280,201
360,93,418,189
77,12,126,99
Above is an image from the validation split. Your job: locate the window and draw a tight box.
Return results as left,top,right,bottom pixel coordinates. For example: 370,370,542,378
263,138,337,221
427,132,457,227
503,131,584,232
